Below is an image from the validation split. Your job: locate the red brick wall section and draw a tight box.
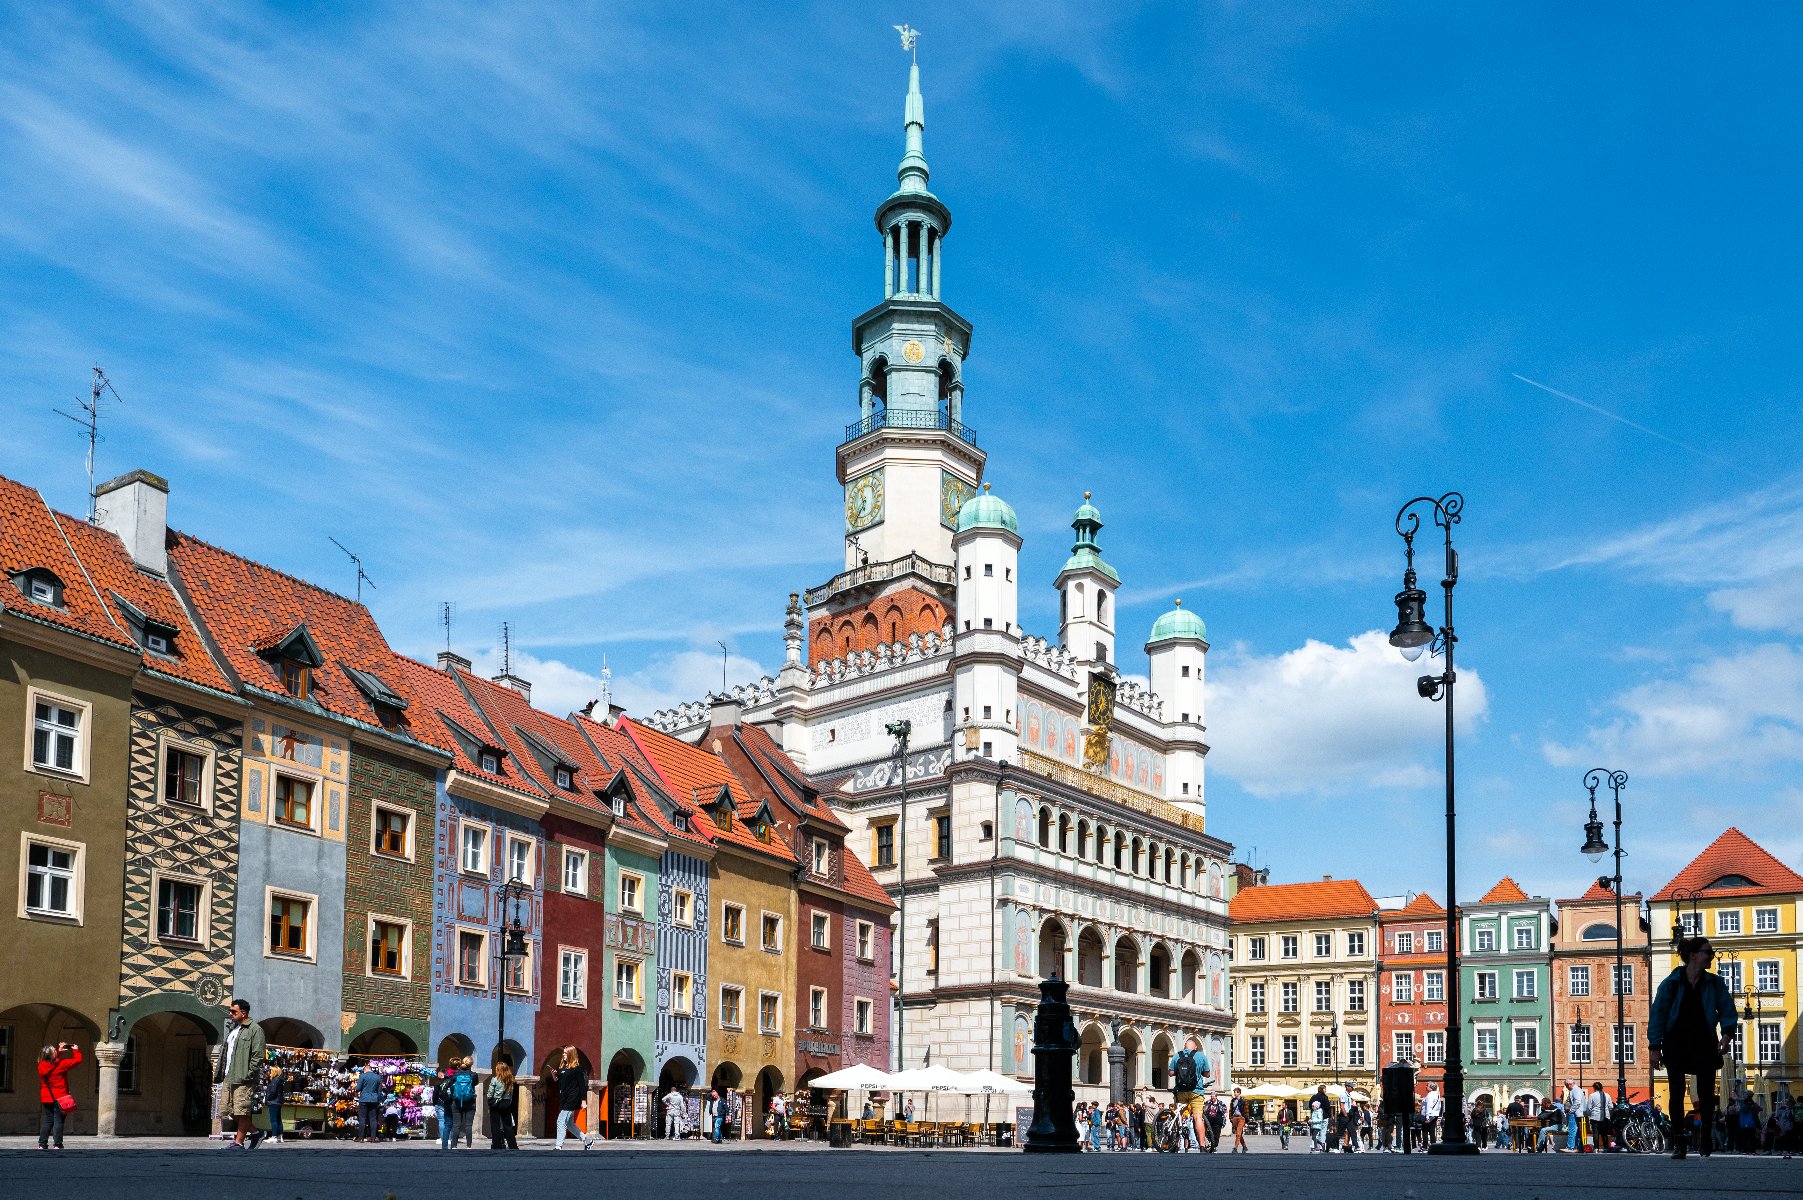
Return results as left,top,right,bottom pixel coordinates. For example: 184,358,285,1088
808,586,948,667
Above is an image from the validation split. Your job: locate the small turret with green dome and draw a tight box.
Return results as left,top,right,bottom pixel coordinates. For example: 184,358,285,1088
1148,598,1207,644
1060,491,1120,585
956,482,1018,534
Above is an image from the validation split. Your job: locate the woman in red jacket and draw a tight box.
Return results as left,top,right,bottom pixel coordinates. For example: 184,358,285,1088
39,1042,82,1150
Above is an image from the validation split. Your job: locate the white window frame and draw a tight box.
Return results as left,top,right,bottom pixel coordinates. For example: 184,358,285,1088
558,947,587,1007
503,940,532,995
614,956,644,1009
1395,931,1414,954
1758,1022,1783,1064
811,838,829,876
1249,1034,1266,1066
1247,936,1267,961
459,821,491,876
1279,934,1299,959
1347,931,1366,956
1474,1024,1500,1062
854,996,873,1036
478,750,501,774
365,912,412,980
1314,932,1332,958
1346,1032,1366,1068
504,834,533,885
1280,982,1299,1013
1314,980,1333,1012
671,887,694,927
1513,1022,1539,1063
670,969,693,1015
554,765,573,790
1756,959,1781,993
719,984,745,1030
811,911,831,950
25,688,90,782
1424,971,1445,1002
455,926,489,987
1474,925,1496,952
1568,964,1591,997
758,990,782,1035
1570,1023,1592,1064
1425,930,1443,953
562,848,588,895
856,919,874,962
155,732,216,813
809,985,829,1030
1679,912,1702,938
1281,1035,1299,1067
1475,970,1498,1000
722,902,745,945
20,833,86,924
1716,909,1742,935
1513,923,1535,950
1754,907,1780,934
1612,963,1634,996
618,870,644,915
1248,982,1266,1014
1613,1023,1637,1065
1314,1034,1333,1067
1513,969,1537,1000
1393,1031,1415,1063
150,870,209,947
370,801,414,861
265,886,318,962
1392,972,1414,1004
761,910,783,953
1347,978,1367,1012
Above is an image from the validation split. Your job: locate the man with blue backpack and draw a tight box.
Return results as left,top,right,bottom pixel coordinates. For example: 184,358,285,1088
1168,1036,1213,1153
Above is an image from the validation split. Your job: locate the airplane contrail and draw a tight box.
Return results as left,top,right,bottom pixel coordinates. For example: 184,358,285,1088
1511,373,1730,467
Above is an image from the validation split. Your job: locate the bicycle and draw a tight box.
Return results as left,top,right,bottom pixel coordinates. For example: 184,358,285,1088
1618,1108,1663,1154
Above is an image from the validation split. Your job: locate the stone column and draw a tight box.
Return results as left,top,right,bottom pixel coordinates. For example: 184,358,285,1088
95,1040,126,1137
932,226,942,296
518,1075,537,1140
1107,1029,1127,1104
923,227,934,298
472,1070,488,1141
884,223,895,298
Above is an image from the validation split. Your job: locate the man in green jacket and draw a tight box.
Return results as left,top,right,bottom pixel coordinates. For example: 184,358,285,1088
215,998,267,1149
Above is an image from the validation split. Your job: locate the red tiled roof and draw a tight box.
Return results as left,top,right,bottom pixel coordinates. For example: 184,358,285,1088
732,722,847,830
387,655,533,795
53,515,234,694
1651,827,1803,901
1382,892,1444,919
168,532,443,749
568,712,712,848
1479,876,1530,904
0,475,134,651
622,718,796,863
1228,878,1377,923
523,706,656,834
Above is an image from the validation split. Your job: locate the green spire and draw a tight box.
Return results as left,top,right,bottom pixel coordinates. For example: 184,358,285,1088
1061,491,1120,584
898,62,929,195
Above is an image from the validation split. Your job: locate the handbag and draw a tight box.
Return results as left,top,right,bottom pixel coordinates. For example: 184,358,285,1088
57,1094,76,1113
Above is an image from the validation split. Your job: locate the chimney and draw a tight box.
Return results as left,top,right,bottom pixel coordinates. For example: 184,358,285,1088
494,671,531,702
438,650,472,673
709,693,742,728
93,469,169,576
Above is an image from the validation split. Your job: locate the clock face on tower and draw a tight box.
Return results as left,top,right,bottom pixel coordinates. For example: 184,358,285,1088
845,469,885,533
902,340,925,363
940,470,974,529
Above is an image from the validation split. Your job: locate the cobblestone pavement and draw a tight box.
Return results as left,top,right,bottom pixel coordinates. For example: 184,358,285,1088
1,1132,1795,1199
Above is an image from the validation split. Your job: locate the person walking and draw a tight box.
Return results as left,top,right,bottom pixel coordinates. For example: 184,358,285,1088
1307,1086,1329,1152
488,1059,519,1150
37,1042,82,1151
552,1046,594,1150
708,1087,725,1144
1229,1087,1250,1153
263,1066,287,1144
1650,935,1738,1160
448,1057,477,1148
1561,1080,1583,1152
1167,1036,1212,1153
215,999,266,1150
663,1087,686,1140
433,1057,457,1150
1585,1083,1612,1153
1420,1083,1443,1146
355,1060,383,1142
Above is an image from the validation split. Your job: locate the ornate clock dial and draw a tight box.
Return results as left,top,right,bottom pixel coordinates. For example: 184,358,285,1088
845,470,885,532
902,340,925,363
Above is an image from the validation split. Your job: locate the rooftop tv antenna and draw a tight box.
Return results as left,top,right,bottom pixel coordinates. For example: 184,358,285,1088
500,622,514,676
717,640,730,693
440,601,456,651
327,536,377,602
55,366,123,521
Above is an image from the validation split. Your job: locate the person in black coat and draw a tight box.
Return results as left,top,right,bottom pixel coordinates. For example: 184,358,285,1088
553,1046,595,1150
1650,935,1739,1159
263,1067,288,1143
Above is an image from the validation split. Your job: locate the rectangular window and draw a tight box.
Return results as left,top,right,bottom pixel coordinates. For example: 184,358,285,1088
614,958,642,1007
759,991,781,1035
1249,1035,1266,1066
268,893,311,959
672,888,694,927
279,659,310,698
811,912,830,950
1394,1031,1415,1063
1474,926,1496,952
1756,960,1781,993
854,997,873,1035
1613,963,1635,996
368,918,407,977
563,849,588,895
559,949,586,1006
809,986,828,1030
1475,971,1498,1001
811,839,829,876
1731,1025,1746,1063
1513,969,1537,1000
1347,1032,1366,1068
873,823,895,868
1248,982,1266,1014
618,871,642,914
1513,1024,1539,1062
1347,931,1366,956
274,775,314,830
1247,936,1267,961
671,970,692,1015
1680,912,1701,938
1314,933,1332,957
31,698,82,775
761,912,782,952
118,1036,139,1094
720,985,744,1029
504,944,530,994
505,836,531,885
1720,960,1744,995
1396,932,1414,954
856,920,874,962
162,746,206,807
1314,1034,1333,1067
1280,982,1298,1013
1474,1026,1499,1062
934,815,952,860
24,839,81,919
1717,909,1742,935
1314,980,1332,1011
1513,924,1535,950
1392,972,1414,1004
1568,965,1591,997
155,878,202,942
1613,1024,1636,1065
457,929,486,985
373,805,411,858
1347,979,1366,1012
1280,935,1299,959
1570,1023,1592,1064
460,824,489,875
1754,907,1780,934
1281,1035,1298,1067
1424,971,1445,1002
722,904,745,944
1424,1030,1445,1064
1758,1022,1782,1064
1426,930,1443,952
926,918,939,975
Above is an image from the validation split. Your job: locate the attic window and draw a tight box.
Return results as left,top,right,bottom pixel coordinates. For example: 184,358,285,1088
13,569,64,608
672,811,687,831
1706,874,1758,890
279,659,311,699
479,751,501,774
755,821,771,843
145,631,172,655
554,766,573,790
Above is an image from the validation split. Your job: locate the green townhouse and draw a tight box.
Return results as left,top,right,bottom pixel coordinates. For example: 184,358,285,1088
1460,876,1556,1114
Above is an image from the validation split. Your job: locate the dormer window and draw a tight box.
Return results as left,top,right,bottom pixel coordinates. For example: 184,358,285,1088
554,766,573,790
13,568,65,609
145,631,171,655
673,811,688,831
257,623,324,701
279,659,311,698
479,751,501,774
611,793,625,817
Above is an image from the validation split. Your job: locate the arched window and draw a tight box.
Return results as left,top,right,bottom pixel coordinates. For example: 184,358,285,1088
1132,837,1143,875
1114,833,1126,872
1094,825,1109,864
1097,590,1109,624
1037,806,1052,849
1147,841,1160,879
1180,855,1191,889
1077,820,1090,859
1165,849,1177,882
1580,923,1618,942
1058,814,1072,854
867,356,889,410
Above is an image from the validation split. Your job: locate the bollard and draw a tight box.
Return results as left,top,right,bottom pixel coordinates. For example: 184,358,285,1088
1023,976,1081,1153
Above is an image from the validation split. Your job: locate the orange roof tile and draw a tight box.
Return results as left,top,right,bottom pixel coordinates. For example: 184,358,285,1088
567,712,712,848
1384,892,1444,919
0,475,135,652
1228,878,1377,923
623,718,795,863
1478,876,1530,904
387,655,535,796
1652,827,1803,901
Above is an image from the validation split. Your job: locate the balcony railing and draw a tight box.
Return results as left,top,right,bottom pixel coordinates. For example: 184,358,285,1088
843,407,977,446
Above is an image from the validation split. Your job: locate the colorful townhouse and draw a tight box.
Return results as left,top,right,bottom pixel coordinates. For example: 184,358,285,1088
1459,877,1555,1110
1228,878,1381,1100
1551,881,1653,1101
1651,828,1803,1107
1375,892,1452,1096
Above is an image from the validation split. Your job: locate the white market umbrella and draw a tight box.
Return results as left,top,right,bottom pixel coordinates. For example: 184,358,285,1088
809,1064,894,1090
1238,1084,1290,1101
959,1069,1033,1095
886,1064,968,1123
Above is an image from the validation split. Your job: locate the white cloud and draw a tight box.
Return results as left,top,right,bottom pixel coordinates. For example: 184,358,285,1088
1707,567,1803,635
464,645,771,721
1206,630,1488,798
1544,644,1803,776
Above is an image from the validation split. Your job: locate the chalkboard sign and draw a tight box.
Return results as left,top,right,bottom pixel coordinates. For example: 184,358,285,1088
1013,1107,1033,1146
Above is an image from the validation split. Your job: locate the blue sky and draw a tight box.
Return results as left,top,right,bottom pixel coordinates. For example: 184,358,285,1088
4,2,1801,905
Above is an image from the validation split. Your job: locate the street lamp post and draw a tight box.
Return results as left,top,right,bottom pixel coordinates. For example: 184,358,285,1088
887,719,912,1071
1579,768,1629,1143
1331,1018,1341,1089
495,877,529,1072
1387,491,1478,1155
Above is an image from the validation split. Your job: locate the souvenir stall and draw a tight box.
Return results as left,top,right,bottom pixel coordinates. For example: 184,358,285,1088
253,1048,433,1139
